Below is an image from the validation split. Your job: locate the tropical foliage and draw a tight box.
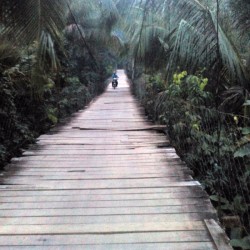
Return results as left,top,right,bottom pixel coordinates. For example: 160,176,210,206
0,0,250,248
122,0,249,89
0,0,120,168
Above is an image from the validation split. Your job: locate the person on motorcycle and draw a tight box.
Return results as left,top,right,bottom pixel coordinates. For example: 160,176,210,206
112,72,119,88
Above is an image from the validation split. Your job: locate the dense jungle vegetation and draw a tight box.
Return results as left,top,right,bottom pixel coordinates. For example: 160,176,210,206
0,0,250,248
0,1,120,169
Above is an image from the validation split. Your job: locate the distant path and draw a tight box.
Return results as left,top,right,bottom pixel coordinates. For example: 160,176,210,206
0,70,232,249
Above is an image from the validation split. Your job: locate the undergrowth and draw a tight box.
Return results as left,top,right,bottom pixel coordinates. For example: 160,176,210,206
131,70,250,249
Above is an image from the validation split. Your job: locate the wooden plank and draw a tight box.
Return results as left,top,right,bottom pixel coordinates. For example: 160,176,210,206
0,198,208,209
205,219,233,250
1,176,192,183
0,213,217,225
22,148,175,156
1,176,193,185
11,156,177,162
7,159,185,165
0,205,215,217
9,156,182,162
6,162,186,168
0,192,207,202
0,186,205,196
0,221,206,235
0,242,217,250
2,171,193,178
1,179,201,189
3,171,190,178
0,231,211,245
31,145,170,149
38,132,165,137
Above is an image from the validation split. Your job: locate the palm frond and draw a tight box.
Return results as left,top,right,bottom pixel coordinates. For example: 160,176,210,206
219,86,249,113
100,0,119,27
167,1,248,87
65,24,86,42
37,31,58,71
68,1,101,28
224,0,250,39
210,10,248,86
109,29,126,52
0,37,20,70
0,0,67,97
0,0,67,46
123,0,249,89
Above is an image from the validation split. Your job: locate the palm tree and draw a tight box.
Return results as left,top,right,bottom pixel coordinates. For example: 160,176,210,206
121,0,249,92
0,0,69,96
0,0,123,95
0,0,67,66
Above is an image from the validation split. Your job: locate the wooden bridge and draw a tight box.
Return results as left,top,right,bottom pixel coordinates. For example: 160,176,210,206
0,70,232,249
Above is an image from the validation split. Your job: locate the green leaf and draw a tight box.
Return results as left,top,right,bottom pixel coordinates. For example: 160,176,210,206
230,236,250,249
234,143,250,158
48,114,58,125
209,195,228,204
231,239,243,248
230,227,243,240
242,127,250,135
243,100,250,106
220,204,234,211
232,195,247,213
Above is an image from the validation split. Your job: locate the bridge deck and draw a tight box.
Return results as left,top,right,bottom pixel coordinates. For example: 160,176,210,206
0,70,232,249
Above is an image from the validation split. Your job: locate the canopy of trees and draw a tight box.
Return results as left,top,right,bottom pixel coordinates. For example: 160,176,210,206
0,0,249,248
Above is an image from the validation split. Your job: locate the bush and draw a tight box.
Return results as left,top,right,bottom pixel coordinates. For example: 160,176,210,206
132,71,250,246
0,78,35,169
0,67,107,170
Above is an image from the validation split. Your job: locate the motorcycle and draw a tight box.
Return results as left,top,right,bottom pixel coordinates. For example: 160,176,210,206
112,78,118,89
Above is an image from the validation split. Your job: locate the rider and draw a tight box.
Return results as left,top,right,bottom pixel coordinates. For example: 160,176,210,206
112,71,118,79
112,71,118,87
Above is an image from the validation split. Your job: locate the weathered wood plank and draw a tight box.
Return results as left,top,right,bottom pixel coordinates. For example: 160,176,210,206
0,242,217,250
0,213,217,225
0,186,206,196
205,219,233,250
6,162,186,168
22,148,175,156
2,171,192,178
0,205,215,217
0,231,211,245
0,192,206,202
0,221,206,235
0,197,208,209
1,176,193,185
1,179,201,189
